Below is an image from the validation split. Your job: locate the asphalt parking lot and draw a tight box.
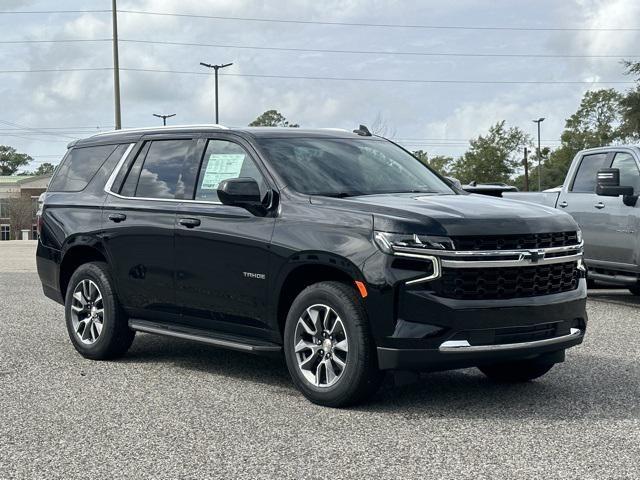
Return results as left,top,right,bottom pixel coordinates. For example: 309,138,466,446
1,242,638,479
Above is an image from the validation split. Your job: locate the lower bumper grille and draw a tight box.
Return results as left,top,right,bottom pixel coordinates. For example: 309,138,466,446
431,261,579,300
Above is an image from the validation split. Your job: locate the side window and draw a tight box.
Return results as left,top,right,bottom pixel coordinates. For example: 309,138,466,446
610,152,640,191
195,140,267,202
48,144,118,192
570,153,609,193
120,140,191,199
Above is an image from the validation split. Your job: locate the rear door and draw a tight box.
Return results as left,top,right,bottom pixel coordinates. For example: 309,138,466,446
557,151,611,263
174,135,276,339
102,136,198,322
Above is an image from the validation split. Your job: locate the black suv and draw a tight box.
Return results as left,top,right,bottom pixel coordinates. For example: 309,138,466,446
37,125,587,407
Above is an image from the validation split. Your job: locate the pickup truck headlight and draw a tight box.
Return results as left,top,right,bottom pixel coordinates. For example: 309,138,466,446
374,231,454,254
577,228,583,244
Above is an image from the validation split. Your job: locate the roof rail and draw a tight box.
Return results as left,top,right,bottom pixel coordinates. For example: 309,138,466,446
90,124,228,138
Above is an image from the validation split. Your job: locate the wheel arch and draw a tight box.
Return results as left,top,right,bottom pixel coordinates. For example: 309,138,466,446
59,242,110,299
274,252,366,338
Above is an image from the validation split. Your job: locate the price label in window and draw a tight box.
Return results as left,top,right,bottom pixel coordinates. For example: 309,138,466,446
200,153,245,190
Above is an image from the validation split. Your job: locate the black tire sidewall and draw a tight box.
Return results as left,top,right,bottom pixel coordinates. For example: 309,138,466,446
283,282,375,406
64,262,120,359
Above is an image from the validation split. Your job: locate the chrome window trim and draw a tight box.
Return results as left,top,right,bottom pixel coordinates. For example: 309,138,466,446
439,328,583,353
103,141,224,205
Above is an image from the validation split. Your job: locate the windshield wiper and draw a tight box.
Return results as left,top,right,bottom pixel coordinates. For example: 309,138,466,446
313,192,358,198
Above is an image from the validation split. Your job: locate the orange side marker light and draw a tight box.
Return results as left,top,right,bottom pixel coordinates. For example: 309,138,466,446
354,281,368,298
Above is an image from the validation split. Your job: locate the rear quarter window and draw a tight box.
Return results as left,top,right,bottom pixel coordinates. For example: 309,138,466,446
48,144,119,192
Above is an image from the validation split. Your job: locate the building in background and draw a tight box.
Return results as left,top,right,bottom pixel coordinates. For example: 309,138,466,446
0,175,52,240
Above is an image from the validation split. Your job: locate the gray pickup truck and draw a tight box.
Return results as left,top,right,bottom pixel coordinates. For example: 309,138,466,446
504,145,640,295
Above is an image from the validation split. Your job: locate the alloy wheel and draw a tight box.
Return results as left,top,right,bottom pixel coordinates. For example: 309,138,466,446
70,279,104,345
294,304,349,388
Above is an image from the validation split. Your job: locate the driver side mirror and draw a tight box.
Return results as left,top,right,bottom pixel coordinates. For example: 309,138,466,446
596,168,637,206
217,177,266,213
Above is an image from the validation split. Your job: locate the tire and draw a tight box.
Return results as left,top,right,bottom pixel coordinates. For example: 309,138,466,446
478,359,556,383
629,285,640,296
283,281,383,407
64,261,135,360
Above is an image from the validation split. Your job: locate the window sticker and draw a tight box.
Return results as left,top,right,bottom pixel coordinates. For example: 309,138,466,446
200,153,245,190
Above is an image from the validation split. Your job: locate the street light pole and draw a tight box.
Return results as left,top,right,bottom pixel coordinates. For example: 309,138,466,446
153,113,176,126
111,0,121,130
199,62,233,124
532,117,545,191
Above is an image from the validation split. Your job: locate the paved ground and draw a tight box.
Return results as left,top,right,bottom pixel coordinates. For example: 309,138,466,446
0,243,639,479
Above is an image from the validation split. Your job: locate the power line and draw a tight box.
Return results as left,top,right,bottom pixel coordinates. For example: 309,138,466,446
2,9,640,32
115,10,640,32
2,37,639,59
0,66,634,85
0,120,78,139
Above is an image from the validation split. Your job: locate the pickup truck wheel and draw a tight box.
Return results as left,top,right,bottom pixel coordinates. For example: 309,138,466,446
64,262,135,360
629,285,640,296
478,359,555,383
283,281,383,407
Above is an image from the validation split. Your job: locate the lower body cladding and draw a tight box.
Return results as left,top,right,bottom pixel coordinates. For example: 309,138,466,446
375,281,587,371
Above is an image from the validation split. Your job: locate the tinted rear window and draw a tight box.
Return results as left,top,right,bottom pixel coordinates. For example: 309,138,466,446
133,140,190,199
48,145,119,192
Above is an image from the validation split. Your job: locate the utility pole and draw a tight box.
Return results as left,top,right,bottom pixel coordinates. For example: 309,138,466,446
112,0,121,129
532,117,545,191
153,113,176,126
523,147,529,192
199,62,233,124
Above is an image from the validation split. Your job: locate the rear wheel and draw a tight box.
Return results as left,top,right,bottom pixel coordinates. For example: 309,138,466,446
478,358,556,383
65,262,135,360
629,285,640,296
283,281,383,407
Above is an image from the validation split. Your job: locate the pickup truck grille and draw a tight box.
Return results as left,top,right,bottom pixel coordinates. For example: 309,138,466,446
432,261,579,300
450,231,579,251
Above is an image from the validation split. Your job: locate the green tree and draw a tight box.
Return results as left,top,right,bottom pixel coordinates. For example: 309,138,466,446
34,163,55,175
0,145,32,175
412,150,454,176
520,89,626,191
452,121,531,184
249,110,299,127
620,60,640,139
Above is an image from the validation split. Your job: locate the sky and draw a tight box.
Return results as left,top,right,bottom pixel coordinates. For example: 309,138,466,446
1,0,639,172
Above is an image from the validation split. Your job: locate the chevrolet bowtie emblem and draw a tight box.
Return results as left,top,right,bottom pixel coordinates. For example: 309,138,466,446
520,249,546,264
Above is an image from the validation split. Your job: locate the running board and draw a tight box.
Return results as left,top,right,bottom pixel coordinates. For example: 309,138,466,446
128,319,282,354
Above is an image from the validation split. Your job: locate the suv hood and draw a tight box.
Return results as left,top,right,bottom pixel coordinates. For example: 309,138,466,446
311,193,577,236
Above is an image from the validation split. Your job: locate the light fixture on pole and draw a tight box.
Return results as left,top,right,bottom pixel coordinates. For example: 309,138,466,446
199,62,233,124
532,117,545,191
153,113,176,126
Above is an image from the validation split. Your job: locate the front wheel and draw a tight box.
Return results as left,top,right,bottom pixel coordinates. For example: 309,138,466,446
283,281,383,407
478,359,556,383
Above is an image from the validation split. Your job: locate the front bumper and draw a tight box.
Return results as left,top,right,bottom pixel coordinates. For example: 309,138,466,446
374,280,587,371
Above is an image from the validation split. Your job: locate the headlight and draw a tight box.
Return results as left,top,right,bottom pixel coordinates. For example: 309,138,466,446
576,228,583,244
374,231,453,254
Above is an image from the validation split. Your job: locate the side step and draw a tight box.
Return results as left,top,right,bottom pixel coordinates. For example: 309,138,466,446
129,319,282,354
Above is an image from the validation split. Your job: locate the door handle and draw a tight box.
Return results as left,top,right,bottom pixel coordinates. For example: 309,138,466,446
179,218,201,228
559,201,568,208
108,213,127,223
594,202,605,209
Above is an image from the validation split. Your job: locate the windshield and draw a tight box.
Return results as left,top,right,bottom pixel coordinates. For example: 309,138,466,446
255,137,455,196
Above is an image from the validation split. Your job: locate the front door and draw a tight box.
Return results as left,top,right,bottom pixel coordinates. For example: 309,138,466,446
558,151,611,264
174,137,276,338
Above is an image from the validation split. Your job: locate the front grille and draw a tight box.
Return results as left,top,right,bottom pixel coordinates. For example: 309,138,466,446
450,231,579,251
431,261,579,300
